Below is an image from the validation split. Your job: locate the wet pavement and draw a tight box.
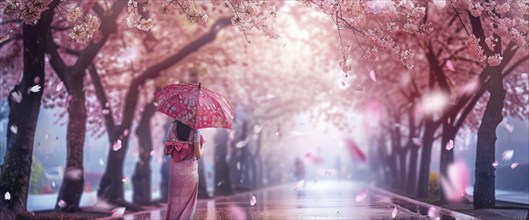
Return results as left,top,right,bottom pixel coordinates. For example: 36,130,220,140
100,180,473,220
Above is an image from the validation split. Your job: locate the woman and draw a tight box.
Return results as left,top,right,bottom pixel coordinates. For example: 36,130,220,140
164,120,204,219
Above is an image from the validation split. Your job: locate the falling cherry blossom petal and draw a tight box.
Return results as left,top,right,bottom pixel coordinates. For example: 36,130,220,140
250,195,257,206
492,161,499,167
65,168,83,180
123,129,129,137
325,169,333,176
446,60,455,71
150,150,155,156
9,125,18,134
56,83,63,91
122,177,128,183
112,139,122,151
391,207,397,218
504,123,514,133
511,163,519,169
460,78,480,95
235,139,249,148
4,192,10,200
420,91,449,115
294,180,305,191
445,140,454,151
30,85,41,93
304,151,323,164
502,150,514,161
341,81,346,86
355,189,368,202
412,138,422,147
369,70,377,82
427,207,439,219
111,207,126,217
99,159,104,166
102,109,110,115
58,200,67,208
10,91,22,103
440,161,469,202
346,138,366,162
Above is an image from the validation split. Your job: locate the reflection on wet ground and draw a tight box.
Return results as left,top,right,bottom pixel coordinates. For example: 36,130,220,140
101,180,454,219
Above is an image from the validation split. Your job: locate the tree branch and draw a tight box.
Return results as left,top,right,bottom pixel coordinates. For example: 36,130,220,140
503,54,529,78
72,1,126,73
46,30,71,91
88,64,116,131
0,34,22,49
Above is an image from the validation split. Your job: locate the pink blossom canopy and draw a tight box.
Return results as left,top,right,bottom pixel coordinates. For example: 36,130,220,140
155,83,234,129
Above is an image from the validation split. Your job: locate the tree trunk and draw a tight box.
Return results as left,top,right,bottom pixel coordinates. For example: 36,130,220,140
214,130,232,195
376,133,391,188
0,4,55,218
97,134,128,204
55,75,86,212
398,151,407,192
387,154,399,190
474,69,505,208
389,125,403,191
439,121,455,202
407,144,419,195
132,102,156,205
417,119,436,199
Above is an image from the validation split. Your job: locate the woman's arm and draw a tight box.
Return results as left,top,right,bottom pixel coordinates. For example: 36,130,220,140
194,142,203,159
194,131,203,159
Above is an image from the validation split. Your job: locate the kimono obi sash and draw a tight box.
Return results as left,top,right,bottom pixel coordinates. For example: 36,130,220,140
165,141,195,161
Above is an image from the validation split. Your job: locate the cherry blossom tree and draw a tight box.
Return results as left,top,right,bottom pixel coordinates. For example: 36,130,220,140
22,0,281,209
71,0,281,206
0,0,57,218
304,1,527,205
44,1,127,211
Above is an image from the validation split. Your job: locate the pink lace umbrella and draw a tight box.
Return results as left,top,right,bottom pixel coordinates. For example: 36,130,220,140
154,83,234,129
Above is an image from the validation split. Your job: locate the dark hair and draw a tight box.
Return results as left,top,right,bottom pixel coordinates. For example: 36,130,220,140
173,120,192,141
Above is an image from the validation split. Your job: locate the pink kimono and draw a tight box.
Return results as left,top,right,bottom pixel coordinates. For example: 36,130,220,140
164,129,201,219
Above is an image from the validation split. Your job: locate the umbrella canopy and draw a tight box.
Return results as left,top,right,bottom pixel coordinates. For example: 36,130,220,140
154,83,234,129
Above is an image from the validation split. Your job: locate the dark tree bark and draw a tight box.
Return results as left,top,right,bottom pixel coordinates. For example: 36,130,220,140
387,153,399,190
214,130,232,195
439,119,456,201
0,2,56,218
406,144,419,195
388,118,405,191
132,102,157,205
55,75,86,212
473,68,505,208
97,135,142,210
397,151,407,191
417,119,436,199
